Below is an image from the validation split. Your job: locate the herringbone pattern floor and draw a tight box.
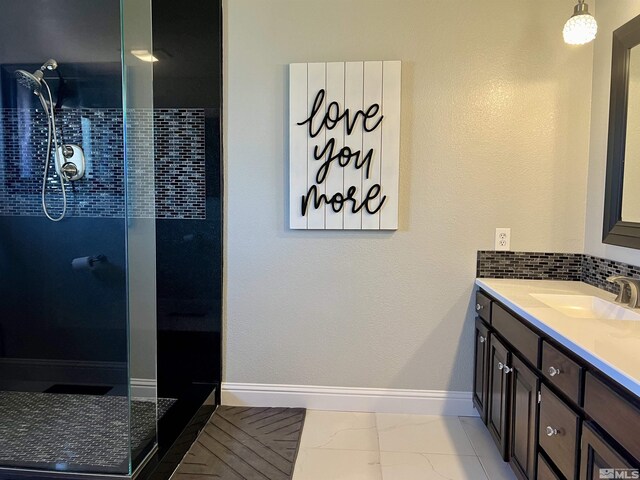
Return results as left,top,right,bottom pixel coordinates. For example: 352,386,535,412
172,406,306,480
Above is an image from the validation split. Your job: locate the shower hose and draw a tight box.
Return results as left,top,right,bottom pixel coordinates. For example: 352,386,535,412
38,78,67,222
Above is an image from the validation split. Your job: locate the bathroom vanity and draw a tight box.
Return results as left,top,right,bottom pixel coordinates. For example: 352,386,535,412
474,279,640,480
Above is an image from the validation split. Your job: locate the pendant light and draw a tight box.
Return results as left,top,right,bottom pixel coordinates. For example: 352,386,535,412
563,0,597,45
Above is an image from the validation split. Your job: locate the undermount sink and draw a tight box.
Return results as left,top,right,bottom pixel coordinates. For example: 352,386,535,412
530,294,640,320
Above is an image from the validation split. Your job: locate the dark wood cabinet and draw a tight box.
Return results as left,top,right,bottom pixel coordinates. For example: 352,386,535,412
580,423,637,480
538,454,562,480
474,288,640,480
487,334,511,460
473,318,490,422
510,355,540,480
541,341,583,406
476,291,492,323
484,325,540,475
539,385,580,479
584,373,640,462
492,304,540,366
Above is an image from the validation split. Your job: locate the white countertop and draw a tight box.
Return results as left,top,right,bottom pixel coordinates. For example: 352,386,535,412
475,278,640,398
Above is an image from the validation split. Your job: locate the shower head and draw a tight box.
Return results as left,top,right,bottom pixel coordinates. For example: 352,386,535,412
14,58,58,95
15,69,44,95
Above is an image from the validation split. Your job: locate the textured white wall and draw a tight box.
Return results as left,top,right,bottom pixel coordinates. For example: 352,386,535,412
224,0,593,391
585,0,640,265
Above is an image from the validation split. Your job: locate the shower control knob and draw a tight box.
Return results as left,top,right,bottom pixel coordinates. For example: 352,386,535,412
56,144,85,182
63,145,74,158
61,162,78,180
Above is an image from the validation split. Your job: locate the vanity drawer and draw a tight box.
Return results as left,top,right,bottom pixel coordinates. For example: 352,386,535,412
475,291,491,323
539,385,579,480
542,341,583,405
584,373,640,460
538,453,562,480
492,304,540,365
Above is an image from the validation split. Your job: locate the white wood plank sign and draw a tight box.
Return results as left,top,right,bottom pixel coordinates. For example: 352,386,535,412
289,61,401,230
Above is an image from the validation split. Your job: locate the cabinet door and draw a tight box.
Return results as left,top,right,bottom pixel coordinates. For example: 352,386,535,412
487,334,511,460
509,355,540,480
538,454,562,480
585,373,640,461
473,318,490,422
580,422,638,480
539,385,579,480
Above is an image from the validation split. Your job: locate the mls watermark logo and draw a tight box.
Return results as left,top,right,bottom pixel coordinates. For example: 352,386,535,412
600,468,640,479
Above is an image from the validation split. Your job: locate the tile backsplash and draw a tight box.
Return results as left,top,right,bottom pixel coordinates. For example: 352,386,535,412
582,255,640,294
476,251,582,281
0,108,205,219
477,251,640,294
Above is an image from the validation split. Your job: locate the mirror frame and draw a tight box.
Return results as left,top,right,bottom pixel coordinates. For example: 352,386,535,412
604,14,640,249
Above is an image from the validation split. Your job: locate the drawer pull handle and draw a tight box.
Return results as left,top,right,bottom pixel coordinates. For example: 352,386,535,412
498,362,504,370
479,336,486,343
545,426,559,437
476,304,484,312
548,366,561,377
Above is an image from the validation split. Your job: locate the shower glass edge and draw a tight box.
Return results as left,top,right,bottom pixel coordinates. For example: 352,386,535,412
121,0,158,476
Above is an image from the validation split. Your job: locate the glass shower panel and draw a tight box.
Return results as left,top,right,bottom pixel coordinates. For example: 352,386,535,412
0,0,130,474
122,0,158,473
0,0,157,476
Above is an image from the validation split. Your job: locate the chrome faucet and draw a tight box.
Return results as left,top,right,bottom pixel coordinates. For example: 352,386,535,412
606,276,640,308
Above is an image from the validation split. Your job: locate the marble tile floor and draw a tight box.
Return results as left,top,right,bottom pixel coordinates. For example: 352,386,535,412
292,411,517,480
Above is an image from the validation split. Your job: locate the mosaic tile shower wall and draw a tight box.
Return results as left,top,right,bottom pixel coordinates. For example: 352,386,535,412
477,251,640,293
153,110,206,219
0,108,205,219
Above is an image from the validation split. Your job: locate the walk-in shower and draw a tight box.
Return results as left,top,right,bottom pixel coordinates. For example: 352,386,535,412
15,59,85,221
0,0,222,478
0,0,159,478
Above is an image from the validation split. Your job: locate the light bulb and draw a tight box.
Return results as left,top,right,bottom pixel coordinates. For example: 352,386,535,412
563,1,597,45
563,14,597,45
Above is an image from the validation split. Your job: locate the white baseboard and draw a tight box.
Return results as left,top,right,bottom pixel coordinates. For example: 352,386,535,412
221,383,478,417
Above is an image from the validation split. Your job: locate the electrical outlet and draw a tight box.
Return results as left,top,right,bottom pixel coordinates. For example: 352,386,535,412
495,228,511,251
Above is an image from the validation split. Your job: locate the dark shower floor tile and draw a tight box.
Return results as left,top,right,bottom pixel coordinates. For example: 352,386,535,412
0,391,175,471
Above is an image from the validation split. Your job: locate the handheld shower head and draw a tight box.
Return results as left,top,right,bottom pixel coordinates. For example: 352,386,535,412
14,58,58,95
14,57,73,222
15,69,43,95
